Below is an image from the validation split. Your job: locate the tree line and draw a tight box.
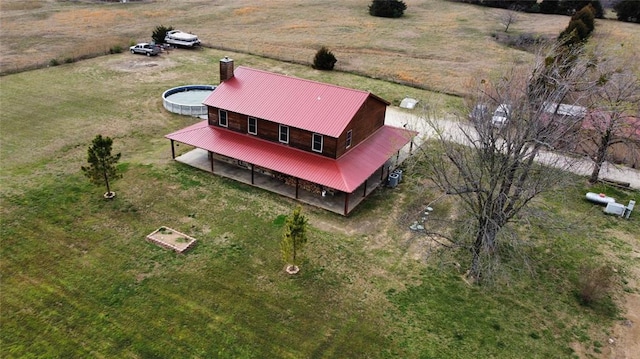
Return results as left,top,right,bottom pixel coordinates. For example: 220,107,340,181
451,0,639,23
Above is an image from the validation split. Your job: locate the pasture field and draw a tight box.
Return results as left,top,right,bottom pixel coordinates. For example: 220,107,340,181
1,48,639,358
1,0,639,95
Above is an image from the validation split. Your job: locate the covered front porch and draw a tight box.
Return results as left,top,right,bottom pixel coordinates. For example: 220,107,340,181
173,148,398,215
165,121,416,215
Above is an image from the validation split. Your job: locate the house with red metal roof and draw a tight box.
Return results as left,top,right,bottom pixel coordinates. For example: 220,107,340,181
576,112,640,169
166,57,416,215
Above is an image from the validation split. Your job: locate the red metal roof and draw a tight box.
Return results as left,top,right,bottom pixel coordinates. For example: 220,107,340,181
166,121,415,193
202,67,389,138
582,112,640,140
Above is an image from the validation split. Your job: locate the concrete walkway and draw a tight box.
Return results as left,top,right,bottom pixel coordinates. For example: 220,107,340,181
385,107,640,190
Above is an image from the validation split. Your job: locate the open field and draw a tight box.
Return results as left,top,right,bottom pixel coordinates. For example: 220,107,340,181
1,0,639,96
1,47,639,358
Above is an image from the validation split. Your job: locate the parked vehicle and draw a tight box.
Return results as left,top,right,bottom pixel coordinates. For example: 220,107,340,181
129,43,160,56
469,103,489,121
491,104,512,127
164,30,201,47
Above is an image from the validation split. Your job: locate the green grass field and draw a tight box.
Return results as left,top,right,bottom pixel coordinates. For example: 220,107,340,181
1,46,639,358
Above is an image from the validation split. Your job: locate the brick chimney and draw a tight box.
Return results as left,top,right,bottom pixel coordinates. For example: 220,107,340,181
219,56,234,82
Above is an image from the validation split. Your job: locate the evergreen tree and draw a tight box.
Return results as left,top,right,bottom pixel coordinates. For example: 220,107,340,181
572,4,595,32
561,0,603,18
369,0,407,18
280,206,309,273
559,4,595,46
81,135,121,198
539,0,560,14
152,25,174,44
559,18,590,46
312,46,337,71
614,0,640,23
514,0,538,12
589,0,604,18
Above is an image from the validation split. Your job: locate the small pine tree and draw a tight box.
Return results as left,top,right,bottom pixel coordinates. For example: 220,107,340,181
572,4,595,33
369,0,407,18
81,135,121,198
280,206,308,273
152,25,174,44
312,46,337,71
559,4,595,47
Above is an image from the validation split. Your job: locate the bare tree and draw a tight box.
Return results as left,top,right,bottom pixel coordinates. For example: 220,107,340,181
582,59,640,183
500,10,519,33
410,44,594,282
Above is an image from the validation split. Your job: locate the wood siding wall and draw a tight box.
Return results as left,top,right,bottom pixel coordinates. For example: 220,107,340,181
208,107,339,157
336,97,386,158
206,95,387,159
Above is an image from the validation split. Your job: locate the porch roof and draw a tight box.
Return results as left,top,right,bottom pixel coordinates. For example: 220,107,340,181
166,121,415,193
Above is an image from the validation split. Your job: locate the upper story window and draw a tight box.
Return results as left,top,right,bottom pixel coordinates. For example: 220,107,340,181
219,109,228,127
279,125,289,143
248,117,257,135
312,133,323,153
346,129,353,148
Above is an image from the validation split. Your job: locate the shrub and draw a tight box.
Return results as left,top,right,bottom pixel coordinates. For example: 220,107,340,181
312,46,337,71
49,59,60,67
369,0,407,18
576,264,614,307
109,45,123,54
152,25,174,44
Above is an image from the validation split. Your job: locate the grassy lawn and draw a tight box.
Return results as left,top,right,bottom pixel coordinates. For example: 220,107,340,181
1,47,639,358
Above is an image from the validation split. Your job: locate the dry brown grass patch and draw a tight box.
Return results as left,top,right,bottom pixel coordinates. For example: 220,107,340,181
233,6,259,16
51,8,135,25
2,0,637,96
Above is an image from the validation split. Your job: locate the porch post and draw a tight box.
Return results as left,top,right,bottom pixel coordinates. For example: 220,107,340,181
170,140,175,159
209,151,214,172
251,164,255,184
379,165,385,180
344,192,350,216
295,178,299,199
410,139,414,154
363,180,367,197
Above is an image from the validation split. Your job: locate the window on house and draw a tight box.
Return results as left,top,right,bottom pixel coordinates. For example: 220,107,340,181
219,109,228,127
279,125,289,143
346,129,353,148
248,117,257,135
312,133,323,153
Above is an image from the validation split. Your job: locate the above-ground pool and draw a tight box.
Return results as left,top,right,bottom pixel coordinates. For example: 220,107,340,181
162,85,216,117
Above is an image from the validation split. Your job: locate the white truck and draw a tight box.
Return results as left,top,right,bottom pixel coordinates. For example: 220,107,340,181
164,30,201,47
